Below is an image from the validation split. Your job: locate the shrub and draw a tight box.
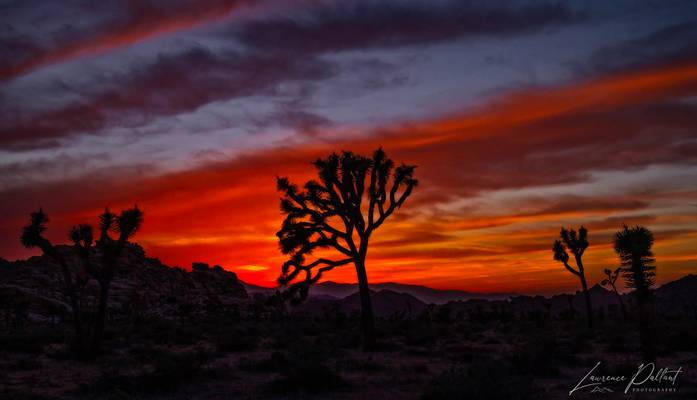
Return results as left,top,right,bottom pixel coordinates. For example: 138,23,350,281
83,349,212,396
0,327,63,354
267,356,345,395
238,351,289,373
214,326,260,353
665,323,697,352
509,334,559,377
422,361,539,400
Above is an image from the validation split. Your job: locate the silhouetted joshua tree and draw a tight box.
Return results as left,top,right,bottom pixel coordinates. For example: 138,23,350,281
90,207,143,355
276,148,417,350
601,267,627,320
614,225,656,362
21,209,88,353
21,206,143,358
552,226,594,330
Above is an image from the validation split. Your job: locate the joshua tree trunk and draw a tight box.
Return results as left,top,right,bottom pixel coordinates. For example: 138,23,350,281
68,294,85,355
553,226,593,332
90,280,110,356
576,257,594,330
637,297,656,362
51,253,87,355
355,247,376,350
579,275,594,329
631,255,656,362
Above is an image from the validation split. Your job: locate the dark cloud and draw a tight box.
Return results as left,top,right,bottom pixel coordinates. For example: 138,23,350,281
0,0,256,81
0,46,336,150
579,21,697,76
272,106,332,135
530,197,649,217
0,151,114,189
232,0,582,54
592,215,658,231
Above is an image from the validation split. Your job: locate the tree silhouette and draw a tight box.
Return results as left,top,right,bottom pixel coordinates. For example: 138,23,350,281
21,209,88,353
601,267,627,320
90,207,143,355
276,148,417,349
552,226,594,330
20,206,143,357
614,225,656,361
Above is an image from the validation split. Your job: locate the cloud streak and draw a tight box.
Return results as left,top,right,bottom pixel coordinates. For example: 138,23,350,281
233,0,581,54
0,46,335,150
0,0,253,81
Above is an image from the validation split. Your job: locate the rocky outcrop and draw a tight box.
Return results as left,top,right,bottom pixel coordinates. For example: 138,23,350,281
0,244,247,324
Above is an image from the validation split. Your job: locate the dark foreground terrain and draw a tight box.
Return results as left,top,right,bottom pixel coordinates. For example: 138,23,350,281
1,248,695,399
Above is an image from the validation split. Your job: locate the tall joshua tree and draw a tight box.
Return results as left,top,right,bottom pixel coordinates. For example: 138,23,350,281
276,148,417,350
553,226,594,329
90,207,143,355
601,267,627,320
21,206,143,357
614,225,656,362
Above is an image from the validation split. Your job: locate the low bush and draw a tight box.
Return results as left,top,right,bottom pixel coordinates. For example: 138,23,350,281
267,356,345,395
422,360,539,400
82,348,213,396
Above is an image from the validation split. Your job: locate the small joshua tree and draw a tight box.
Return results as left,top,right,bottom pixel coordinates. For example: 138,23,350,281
553,226,594,330
601,267,627,320
276,148,417,350
21,209,88,353
614,225,656,362
21,206,143,357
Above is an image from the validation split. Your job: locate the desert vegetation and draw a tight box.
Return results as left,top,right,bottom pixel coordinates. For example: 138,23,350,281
19,206,143,358
614,225,658,362
552,226,594,330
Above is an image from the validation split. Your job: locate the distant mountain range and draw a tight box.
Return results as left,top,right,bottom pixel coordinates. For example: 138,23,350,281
296,289,429,318
243,280,515,304
287,274,697,319
244,274,697,319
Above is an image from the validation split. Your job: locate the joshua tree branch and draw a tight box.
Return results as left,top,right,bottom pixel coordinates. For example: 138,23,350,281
372,180,415,231
562,261,580,277
318,231,353,256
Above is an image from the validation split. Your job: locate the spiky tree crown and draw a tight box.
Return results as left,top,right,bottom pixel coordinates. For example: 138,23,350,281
276,148,417,302
552,226,589,276
95,206,143,242
559,226,588,257
614,225,655,295
70,224,94,247
20,208,49,249
116,206,144,239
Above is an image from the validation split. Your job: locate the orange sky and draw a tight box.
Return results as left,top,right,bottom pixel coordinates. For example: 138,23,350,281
2,59,696,294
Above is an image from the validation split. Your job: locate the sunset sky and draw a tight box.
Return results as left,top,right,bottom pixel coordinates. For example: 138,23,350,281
1,0,696,294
